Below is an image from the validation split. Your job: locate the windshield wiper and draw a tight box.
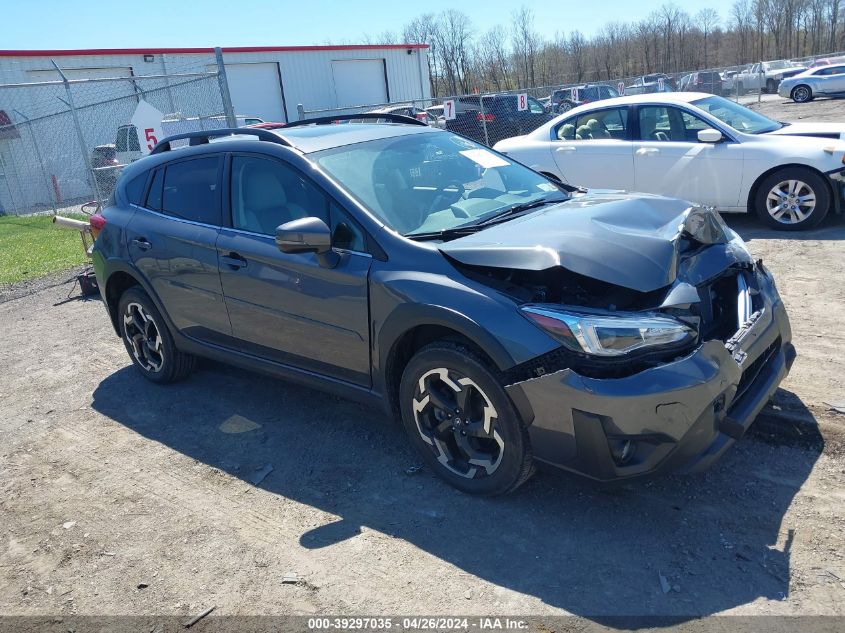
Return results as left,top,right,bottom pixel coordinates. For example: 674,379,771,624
405,225,486,241
476,197,568,226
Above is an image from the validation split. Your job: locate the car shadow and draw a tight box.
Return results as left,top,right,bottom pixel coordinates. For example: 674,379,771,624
724,213,845,242
91,362,823,623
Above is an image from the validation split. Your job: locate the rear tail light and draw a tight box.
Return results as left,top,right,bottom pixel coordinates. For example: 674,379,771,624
476,113,495,122
89,213,106,239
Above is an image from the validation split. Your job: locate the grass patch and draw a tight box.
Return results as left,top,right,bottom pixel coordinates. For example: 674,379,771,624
0,214,90,286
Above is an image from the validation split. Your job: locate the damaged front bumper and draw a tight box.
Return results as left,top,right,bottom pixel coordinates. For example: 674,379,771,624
505,266,795,481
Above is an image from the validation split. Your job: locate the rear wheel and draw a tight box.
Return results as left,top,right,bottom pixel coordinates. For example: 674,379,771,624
754,167,830,231
791,85,812,103
559,101,573,113
399,342,534,495
118,287,195,383
766,78,777,94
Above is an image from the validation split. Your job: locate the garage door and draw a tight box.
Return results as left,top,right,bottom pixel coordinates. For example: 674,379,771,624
222,63,286,123
331,59,388,107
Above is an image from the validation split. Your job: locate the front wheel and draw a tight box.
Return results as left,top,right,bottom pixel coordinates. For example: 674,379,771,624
754,167,830,231
399,342,534,495
791,85,812,103
118,287,196,383
558,101,573,113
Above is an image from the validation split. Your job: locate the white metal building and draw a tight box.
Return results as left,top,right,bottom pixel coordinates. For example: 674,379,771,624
0,44,431,122
0,44,430,212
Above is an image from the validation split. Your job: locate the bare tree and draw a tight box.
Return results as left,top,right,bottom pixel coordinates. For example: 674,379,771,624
698,8,721,67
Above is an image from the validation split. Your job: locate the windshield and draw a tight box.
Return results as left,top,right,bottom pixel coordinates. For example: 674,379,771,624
691,95,782,134
312,131,566,237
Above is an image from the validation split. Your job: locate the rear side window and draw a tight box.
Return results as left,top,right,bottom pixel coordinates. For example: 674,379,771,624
161,157,221,225
145,168,164,211
125,173,147,205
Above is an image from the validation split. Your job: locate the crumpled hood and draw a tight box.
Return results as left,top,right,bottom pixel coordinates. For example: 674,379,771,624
439,192,733,293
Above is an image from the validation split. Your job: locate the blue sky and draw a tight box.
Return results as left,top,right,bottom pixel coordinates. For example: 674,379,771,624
3,0,737,49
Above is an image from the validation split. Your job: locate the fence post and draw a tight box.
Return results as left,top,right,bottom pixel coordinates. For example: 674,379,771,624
214,47,237,128
52,60,103,205
480,93,490,147
13,109,57,215
758,62,763,104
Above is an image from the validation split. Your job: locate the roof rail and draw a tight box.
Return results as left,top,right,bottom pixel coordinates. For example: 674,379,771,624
150,128,291,155
283,112,428,129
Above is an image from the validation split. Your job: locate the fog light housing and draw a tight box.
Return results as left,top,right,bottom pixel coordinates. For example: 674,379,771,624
608,438,635,465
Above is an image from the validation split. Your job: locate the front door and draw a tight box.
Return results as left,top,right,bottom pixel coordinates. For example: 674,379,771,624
632,105,745,209
551,106,634,190
217,154,372,386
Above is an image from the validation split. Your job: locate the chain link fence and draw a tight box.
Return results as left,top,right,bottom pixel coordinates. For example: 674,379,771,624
0,57,231,216
297,49,845,150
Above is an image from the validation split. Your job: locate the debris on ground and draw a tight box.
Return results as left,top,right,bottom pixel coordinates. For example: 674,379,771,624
249,464,274,486
659,573,671,594
137,582,149,589
183,605,215,628
62,521,76,530
282,572,299,584
823,402,845,415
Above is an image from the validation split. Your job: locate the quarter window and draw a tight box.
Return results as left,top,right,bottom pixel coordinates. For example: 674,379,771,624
159,157,221,225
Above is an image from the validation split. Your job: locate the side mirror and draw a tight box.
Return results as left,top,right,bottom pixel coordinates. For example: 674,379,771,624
275,217,339,268
697,128,723,143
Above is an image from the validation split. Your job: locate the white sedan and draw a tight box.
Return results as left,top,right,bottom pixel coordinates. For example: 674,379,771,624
494,92,845,230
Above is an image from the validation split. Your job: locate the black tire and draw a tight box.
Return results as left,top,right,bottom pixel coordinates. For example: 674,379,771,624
398,342,534,496
117,286,196,383
559,101,573,113
791,84,812,103
766,78,777,94
753,167,830,231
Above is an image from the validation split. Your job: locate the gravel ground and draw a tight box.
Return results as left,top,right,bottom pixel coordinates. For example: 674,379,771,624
1,99,844,627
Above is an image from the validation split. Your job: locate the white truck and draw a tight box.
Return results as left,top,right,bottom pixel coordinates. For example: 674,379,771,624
115,114,264,165
735,60,808,94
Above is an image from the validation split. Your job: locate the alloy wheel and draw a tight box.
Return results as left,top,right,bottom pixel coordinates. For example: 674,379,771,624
766,179,816,225
123,302,164,372
411,368,504,479
793,86,810,102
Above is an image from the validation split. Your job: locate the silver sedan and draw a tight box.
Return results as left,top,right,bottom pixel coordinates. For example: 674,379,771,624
779,64,845,102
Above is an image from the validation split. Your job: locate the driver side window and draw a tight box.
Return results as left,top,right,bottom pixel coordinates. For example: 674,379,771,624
231,156,328,235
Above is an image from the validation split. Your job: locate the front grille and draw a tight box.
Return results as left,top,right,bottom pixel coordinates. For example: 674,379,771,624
698,269,761,342
733,337,780,405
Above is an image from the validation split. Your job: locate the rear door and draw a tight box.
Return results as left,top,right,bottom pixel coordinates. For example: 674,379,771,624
551,106,634,190
819,65,845,94
126,155,232,342
632,105,744,208
216,153,373,386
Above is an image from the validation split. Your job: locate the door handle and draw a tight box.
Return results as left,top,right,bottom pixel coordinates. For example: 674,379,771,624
556,146,577,152
131,237,152,251
636,147,660,156
221,253,248,270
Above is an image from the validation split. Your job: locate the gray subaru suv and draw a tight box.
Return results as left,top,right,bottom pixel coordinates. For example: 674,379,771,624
91,114,795,495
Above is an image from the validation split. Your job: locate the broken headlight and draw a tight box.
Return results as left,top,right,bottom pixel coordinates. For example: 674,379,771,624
521,306,696,357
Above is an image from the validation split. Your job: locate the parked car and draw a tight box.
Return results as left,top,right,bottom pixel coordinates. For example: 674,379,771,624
778,63,845,103
721,70,740,93
90,144,122,194
494,92,845,230
91,115,795,494
624,78,676,95
631,73,677,91
734,60,807,94
445,93,552,145
679,71,723,95
809,56,845,68
115,115,265,164
550,84,619,113
368,104,436,125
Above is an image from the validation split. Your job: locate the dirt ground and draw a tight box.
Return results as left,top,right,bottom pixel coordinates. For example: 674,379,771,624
1,99,845,628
